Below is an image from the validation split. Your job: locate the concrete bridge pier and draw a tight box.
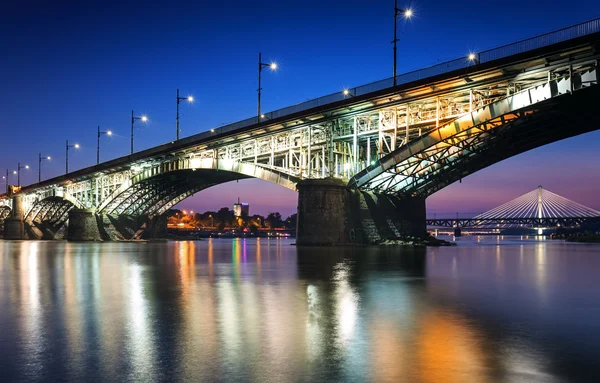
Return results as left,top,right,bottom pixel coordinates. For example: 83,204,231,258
296,179,347,246
4,195,25,240
296,179,426,246
67,209,102,241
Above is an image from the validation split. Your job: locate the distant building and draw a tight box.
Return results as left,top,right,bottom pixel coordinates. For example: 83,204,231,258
233,198,249,217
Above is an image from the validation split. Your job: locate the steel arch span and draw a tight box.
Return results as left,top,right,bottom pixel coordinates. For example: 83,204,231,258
24,197,75,239
349,68,599,196
96,168,294,240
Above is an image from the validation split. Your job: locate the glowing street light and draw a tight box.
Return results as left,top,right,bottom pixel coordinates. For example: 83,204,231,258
176,89,194,141
257,52,278,124
343,89,355,98
131,110,148,154
468,52,479,64
16,163,29,187
97,126,113,165
66,140,80,174
393,2,413,86
38,153,51,183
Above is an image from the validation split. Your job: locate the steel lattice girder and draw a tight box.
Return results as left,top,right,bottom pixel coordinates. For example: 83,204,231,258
0,206,10,219
349,70,598,196
101,169,250,217
24,197,75,229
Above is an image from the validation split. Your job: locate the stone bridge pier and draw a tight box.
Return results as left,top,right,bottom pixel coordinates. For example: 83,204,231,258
296,179,426,246
4,195,25,240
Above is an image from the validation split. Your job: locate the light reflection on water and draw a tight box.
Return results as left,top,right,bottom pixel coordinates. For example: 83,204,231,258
0,236,599,382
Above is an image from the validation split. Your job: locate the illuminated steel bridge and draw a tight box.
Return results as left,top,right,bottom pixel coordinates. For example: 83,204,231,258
1,19,600,244
426,186,600,231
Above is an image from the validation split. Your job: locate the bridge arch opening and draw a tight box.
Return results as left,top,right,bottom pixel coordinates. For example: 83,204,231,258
97,168,299,240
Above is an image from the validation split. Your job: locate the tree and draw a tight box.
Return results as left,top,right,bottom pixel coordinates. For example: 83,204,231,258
265,212,283,228
284,213,297,230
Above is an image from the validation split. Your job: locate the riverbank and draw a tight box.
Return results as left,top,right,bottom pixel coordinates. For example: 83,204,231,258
566,234,600,243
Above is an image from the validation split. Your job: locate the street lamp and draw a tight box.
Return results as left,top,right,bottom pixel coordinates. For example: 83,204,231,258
393,2,413,86
468,52,479,64
176,89,194,141
343,89,355,98
257,52,277,124
97,126,113,165
131,110,148,154
16,162,29,187
66,140,80,174
38,153,51,183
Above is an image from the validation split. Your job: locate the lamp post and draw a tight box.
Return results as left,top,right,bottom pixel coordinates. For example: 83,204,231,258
66,140,80,174
393,2,413,87
16,163,29,187
257,52,277,124
131,110,148,154
97,126,112,164
38,153,51,183
176,89,194,141
4,169,14,193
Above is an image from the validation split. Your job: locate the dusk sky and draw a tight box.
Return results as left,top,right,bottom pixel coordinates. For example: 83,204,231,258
1,0,599,218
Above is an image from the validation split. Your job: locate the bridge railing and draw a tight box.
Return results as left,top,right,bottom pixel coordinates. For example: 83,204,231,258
202,18,600,140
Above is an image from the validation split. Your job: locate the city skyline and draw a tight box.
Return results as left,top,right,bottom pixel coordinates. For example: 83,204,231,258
2,1,599,217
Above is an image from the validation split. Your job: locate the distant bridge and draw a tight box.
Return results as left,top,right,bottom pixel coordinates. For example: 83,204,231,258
1,19,600,244
427,187,600,232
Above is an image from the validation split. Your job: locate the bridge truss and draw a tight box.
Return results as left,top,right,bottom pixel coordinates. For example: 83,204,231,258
0,19,598,234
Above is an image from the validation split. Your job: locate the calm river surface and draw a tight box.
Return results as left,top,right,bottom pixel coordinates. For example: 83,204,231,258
1,236,599,382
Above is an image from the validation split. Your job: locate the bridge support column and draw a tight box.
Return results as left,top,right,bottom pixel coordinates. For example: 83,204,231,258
454,228,462,237
144,215,167,239
296,179,347,246
296,179,426,246
67,209,102,241
4,195,25,240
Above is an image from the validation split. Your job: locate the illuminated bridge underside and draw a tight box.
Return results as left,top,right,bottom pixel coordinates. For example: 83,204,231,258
350,69,599,196
0,206,10,220
24,197,75,239
99,169,252,217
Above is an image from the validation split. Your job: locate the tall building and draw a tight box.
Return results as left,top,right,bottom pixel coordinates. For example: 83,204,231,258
233,198,249,217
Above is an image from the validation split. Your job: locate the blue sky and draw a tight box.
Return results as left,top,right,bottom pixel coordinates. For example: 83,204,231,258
1,0,599,217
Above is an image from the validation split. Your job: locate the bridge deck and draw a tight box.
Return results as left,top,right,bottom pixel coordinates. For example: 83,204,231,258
2,18,600,199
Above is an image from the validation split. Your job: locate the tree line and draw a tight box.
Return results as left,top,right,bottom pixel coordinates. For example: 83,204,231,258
167,208,297,231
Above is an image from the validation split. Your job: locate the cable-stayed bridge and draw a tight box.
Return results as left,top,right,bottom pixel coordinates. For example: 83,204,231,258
1,19,600,244
426,186,600,233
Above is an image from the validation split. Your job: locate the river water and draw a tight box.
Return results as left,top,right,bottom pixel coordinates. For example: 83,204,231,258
0,236,599,382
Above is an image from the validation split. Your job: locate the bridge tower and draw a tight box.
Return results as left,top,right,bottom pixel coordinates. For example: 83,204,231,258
537,186,543,235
